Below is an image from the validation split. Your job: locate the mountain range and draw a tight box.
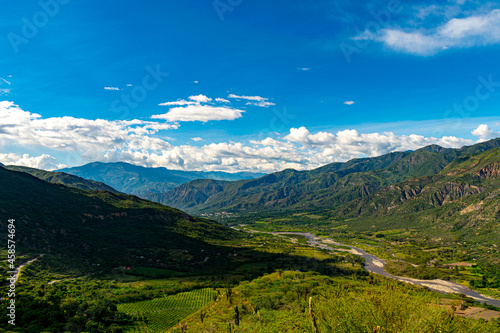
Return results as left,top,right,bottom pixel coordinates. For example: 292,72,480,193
334,146,500,241
156,139,500,215
3,139,500,275
58,162,265,197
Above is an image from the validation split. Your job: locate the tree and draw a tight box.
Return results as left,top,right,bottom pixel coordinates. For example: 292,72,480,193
234,306,240,326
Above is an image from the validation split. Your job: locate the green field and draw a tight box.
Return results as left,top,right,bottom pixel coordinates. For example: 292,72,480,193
118,288,218,332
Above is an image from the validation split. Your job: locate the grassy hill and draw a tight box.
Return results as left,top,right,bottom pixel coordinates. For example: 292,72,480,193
0,166,241,274
5,165,120,193
159,139,500,215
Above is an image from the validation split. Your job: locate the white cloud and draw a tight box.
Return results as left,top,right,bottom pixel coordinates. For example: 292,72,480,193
357,8,500,55
228,94,267,101
159,100,196,106
2,101,495,174
194,81,199,84
298,67,311,71
106,126,476,173
151,104,244,122
344,101,355,105
471,124,500,141
0,78,11,85
250,137,294,148
228,94,275,107
283,126,474,162
0,153,65,170
160,95,217,106
104,87,120,91
126,84,132,87
253,101,275,107
189,94,212,103
0,101,177,166
156,94,248,122
246,101,276,108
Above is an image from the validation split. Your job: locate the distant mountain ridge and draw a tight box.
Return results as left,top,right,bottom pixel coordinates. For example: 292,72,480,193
157,139,500,215
6,165,120,193
58,162,265,197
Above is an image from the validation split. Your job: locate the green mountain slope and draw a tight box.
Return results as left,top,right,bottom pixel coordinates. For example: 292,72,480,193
157,151,410,213
5,165,120,193
159,139,500,215
335,147,500,242
0,167,240,274
59,161,265,197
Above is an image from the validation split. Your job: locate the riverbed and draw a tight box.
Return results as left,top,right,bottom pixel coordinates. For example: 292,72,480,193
248,229,500,308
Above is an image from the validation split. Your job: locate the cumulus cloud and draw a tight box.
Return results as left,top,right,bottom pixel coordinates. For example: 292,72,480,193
472,124,500,141
357,8,500,55
189,94,212,103
297,67,311,71
283,126,474,162
101,126,477,173
160,95,214,106
104,87,120,91
0,153,64,170
156,94,245,122
0,101,177,166
344,101,355,105
152,105,244,122
157,93,275,122
1,101,494,173
228,94,276,107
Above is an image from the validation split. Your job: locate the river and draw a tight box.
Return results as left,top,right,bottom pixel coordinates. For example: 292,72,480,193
247,229,500,308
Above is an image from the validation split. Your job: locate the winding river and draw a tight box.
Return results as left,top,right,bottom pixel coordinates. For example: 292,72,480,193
247,229,500,308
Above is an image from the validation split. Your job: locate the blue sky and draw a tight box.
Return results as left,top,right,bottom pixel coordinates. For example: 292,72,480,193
1,0,500,172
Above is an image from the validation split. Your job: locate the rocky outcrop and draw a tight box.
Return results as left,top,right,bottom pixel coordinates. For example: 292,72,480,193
475,163,500,179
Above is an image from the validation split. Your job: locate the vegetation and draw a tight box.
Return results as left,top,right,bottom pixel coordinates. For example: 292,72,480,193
5,165,120,193
118,288,218,332
0,166,242,275
2,139,500,331
176,271,500,332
